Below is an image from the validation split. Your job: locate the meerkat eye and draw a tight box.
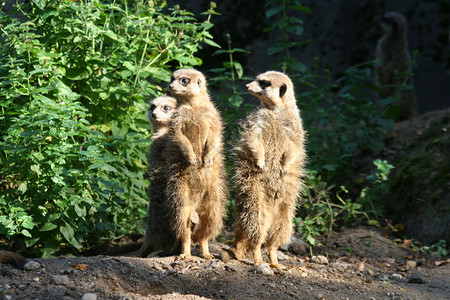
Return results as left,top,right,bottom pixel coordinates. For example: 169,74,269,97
180,77,190,86
258,80,271,89
162,105,171,112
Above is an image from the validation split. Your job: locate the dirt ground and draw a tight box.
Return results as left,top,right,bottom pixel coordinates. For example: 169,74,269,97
0,226,449,300
1,109,449,300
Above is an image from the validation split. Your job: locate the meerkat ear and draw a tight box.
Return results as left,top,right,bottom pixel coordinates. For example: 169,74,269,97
279,84,287,98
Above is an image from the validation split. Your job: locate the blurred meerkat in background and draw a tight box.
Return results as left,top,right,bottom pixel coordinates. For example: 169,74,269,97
375,11,418,121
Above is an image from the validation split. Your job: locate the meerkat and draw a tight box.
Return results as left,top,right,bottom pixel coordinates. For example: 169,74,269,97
138,94,178,258
375,11,418,121
165,68,227,259
228,71,306,268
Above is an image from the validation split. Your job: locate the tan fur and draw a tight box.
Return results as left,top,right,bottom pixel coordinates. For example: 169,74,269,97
230,71,306,268
375,11,417,121
138,94,178,257
166,69,227,259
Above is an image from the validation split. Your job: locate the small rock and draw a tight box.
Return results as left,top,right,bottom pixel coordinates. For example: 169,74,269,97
311,255,329,265
81,293,97,300
276,251,287,261
331,262,350,272
287,239,307,255
267,283,277,288
380,275,389,281
367,269,375,276
33,277,40,282
52,275,70,285
23,260,40,271
205,259,220,269
317,293,325,300
408,273,426,284
406,260,417,269
255,263,274,276
391,273,403,280
224,265,237,272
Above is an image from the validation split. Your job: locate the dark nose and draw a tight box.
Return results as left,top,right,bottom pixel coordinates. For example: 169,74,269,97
152,112,157,118
169,84,174,90
245,84,249,90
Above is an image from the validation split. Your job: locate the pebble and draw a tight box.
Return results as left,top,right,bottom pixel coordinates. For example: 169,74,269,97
331,262,350,271
23,260,40,271
367,269,375,276
311,255,329,265
224,265,237,272
52,275,70,285
33,277,40,282
391,273,403,280
276,251,287,261
255,263,274,276
380,275,389,281
406,260,417,269
408,272,425,284
81,293,97,300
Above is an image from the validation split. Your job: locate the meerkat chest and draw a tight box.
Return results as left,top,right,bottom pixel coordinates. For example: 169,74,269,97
178,107,208,151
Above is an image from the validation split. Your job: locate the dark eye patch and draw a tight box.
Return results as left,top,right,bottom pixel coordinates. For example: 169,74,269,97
180,77,190,86
258,80,271,89
150,104,156,111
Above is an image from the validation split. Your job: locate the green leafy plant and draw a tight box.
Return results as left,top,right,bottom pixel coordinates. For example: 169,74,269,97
0,0,219,256
423,240,448,258
358,159,395,219
208,33,252,141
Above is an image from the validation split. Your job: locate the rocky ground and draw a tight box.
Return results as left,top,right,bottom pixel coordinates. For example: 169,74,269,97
1,226,449,300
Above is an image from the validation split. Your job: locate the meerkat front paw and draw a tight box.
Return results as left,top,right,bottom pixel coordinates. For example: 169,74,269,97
256,158,265,170
180,253,192,259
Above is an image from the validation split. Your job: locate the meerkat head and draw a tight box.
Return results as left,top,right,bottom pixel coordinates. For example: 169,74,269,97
148,94,177,129
381,11,407,36
169,69,207,103
246,71,295,109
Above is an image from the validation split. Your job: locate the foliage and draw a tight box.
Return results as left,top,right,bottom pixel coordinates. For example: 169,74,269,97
208,33,252,142
295,170,376,252
358,159,394,219
424,240,448,258
264,0,310,73
0,0,219,256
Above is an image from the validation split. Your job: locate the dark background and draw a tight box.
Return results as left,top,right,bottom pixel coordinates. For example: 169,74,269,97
168,0,450,114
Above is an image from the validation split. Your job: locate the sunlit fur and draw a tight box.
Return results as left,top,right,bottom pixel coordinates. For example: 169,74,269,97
138,94,177,258
230,71,307,268
375,11,417,121
166,69,227,259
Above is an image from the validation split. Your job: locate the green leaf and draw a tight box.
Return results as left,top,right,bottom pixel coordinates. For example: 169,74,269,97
266,6,283,18
60,224,83,249
66,67,90,80
40,222,58,232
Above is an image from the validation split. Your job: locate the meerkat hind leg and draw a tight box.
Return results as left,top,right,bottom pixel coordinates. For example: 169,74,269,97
199,239,213,259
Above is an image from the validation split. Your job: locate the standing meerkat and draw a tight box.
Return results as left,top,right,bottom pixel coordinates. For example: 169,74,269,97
375,11,417,121
228,71,306,268
138,94,178,258
166,68,227,259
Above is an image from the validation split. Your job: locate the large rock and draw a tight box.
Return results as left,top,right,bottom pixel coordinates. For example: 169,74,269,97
388,113,450,244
